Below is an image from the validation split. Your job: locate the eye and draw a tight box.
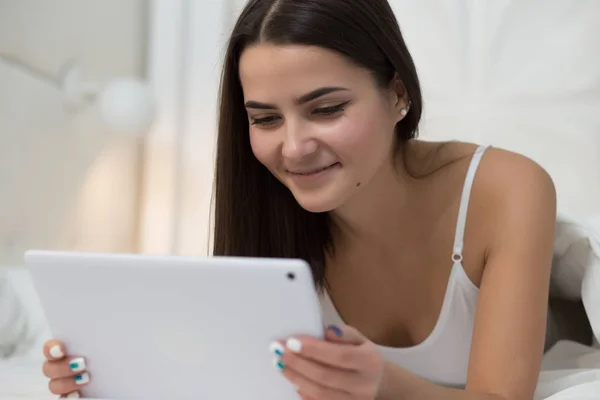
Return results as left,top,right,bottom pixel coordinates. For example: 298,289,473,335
250,115,281,127
312,101,351,116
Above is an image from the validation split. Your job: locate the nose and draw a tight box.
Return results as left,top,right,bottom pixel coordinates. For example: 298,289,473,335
281,121,318,162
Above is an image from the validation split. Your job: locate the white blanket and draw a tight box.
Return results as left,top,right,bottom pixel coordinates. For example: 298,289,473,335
534,213,600,399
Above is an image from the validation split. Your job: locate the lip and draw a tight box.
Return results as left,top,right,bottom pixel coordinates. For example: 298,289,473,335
288,163,339,175
287,162,341,184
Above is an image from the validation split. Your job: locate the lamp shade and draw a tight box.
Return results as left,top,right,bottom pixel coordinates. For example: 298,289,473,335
97,78,156,135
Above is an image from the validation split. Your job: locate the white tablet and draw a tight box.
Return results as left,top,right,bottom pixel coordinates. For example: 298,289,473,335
25,250,324,400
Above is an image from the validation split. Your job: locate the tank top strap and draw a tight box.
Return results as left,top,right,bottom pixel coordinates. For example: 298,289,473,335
451,145,489,262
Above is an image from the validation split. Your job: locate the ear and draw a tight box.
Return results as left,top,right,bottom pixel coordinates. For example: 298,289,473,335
388,74,410,121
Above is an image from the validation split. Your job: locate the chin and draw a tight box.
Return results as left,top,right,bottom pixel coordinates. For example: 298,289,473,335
296,199,336,214
289,188,350,214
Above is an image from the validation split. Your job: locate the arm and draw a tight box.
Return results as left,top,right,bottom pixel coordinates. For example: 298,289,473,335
379,154,557,400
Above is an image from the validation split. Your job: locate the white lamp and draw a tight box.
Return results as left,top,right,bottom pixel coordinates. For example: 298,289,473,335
0,54,157,136
61,63,157,135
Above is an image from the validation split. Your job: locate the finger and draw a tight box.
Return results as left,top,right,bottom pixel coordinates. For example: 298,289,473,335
48,373,90,396
43,340,67,361
280,360,347,400
280,348,357,392
282,336,365,370
325,324,365,344
43,357,87,379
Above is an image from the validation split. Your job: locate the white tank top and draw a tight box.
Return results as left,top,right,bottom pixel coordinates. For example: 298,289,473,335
320,145,488,389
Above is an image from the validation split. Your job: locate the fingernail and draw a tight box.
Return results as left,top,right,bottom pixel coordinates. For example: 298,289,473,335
272,358,285,370
49,345,64,359
64,391,80,398
74,372,90,385
327,325,343,337
286,337,302,353
69,357,86,373
269,342,284,357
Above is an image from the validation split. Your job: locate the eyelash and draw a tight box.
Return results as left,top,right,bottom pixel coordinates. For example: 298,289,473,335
250,101,351,126
313,101,351,116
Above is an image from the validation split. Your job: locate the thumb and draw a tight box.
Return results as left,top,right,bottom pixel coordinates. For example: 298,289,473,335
325,324,365,345
43,340,66,361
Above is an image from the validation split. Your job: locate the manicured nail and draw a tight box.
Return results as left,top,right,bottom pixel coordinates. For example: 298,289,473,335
49,345,64,359
64,391,81,398
74,372,90,385
327,325,343,337
272,358,285,370
286,337,302,353
269,342,284,357
69,357,86,373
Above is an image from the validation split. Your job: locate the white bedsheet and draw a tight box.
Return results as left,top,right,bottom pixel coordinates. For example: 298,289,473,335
1,215,599,399
1,344,598,400
534,213,600,399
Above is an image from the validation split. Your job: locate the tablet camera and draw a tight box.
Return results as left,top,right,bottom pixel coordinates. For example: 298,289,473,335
287,272,296,281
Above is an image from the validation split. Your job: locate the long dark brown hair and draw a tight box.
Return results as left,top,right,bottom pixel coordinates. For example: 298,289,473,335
213,0,423,290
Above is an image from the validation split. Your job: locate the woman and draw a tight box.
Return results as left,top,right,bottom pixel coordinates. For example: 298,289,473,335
41,0,557,398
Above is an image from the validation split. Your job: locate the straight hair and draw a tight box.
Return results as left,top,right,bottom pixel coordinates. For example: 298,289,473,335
213,0,422,291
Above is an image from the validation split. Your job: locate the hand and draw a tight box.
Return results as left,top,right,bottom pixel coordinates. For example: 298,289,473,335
41,340,90,398
270,325,385,400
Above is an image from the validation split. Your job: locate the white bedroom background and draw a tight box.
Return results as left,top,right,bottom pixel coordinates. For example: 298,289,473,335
0,0,149,266
139,0,244,257
0,0,248,265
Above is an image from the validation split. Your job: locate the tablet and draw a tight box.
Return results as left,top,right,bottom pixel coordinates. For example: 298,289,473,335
25,250,324,400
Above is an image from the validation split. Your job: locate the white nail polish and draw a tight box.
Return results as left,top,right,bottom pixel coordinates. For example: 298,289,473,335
65,391,81,398
286,337,302,353
74,372,90,385
69,357,86,373
269,342,285,357
49,345,64,359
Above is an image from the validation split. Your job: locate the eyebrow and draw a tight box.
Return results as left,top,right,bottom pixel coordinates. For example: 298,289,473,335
244,87,350,109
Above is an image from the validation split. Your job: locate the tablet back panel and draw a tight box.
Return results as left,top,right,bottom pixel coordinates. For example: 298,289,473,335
26,250,324,400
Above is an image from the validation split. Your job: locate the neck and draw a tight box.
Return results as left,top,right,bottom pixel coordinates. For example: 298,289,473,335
330,154,416,247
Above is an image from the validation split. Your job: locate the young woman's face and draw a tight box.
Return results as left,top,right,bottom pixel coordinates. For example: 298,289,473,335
239,44,408,213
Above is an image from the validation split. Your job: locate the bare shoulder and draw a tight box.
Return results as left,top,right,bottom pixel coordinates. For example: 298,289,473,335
411,140,556,205
409,139,557,236
475,146,557,215
424,141,556,203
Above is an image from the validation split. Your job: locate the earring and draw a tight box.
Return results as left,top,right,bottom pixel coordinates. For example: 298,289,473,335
400,101,411,116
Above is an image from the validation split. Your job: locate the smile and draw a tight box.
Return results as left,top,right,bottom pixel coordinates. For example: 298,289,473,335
288,163,340,176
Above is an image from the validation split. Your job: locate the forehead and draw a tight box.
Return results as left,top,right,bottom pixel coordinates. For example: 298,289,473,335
238,44,373,99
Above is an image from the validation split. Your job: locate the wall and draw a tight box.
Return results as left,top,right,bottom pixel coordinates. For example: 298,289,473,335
139,0,237,257
0,0,149,265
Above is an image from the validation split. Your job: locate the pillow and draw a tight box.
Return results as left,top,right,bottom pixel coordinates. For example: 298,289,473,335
391,0,600,218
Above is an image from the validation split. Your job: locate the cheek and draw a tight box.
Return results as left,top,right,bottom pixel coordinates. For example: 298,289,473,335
249,130,278,168
329,114,393,160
